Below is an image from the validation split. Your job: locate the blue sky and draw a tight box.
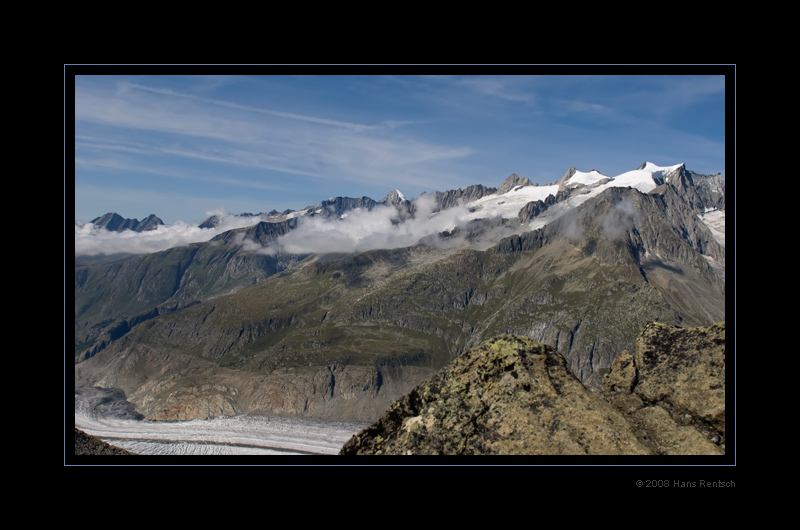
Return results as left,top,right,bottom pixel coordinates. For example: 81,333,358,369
72,71,728,225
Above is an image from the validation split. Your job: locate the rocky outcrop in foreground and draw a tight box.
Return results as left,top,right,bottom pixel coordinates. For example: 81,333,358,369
74,428,136,456
340,322,725,455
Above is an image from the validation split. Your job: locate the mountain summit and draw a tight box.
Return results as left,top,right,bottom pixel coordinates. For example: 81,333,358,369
380,189,407,205
496,173,533,195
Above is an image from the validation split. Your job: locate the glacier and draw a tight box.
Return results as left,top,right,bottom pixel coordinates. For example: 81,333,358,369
75,395,369,456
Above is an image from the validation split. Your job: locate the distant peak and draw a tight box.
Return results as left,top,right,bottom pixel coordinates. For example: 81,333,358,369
558,167,608,190
90,212,164,232
497,174,532,195
380,189,407,204
639,162,684,173
556,167,578,188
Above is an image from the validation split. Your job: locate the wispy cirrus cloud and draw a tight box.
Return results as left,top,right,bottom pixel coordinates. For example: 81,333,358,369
453,76,535,103
75,77,475,192
124,82,378,132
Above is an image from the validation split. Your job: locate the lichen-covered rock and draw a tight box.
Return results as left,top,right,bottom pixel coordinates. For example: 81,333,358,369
340,335,651,455
603,349,637,394
604,321,726,453
633,322,725,437
340,322,726,455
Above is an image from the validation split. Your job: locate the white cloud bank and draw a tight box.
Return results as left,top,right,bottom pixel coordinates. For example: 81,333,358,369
255,194,491,256
74,211,269,256
73,197,486,258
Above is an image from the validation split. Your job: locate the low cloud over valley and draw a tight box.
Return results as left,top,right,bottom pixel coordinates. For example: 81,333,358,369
74,211,267,256
74,194,524,259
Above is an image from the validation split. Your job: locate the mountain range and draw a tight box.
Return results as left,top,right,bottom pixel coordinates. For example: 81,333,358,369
73,162,726,425
89,212,164,232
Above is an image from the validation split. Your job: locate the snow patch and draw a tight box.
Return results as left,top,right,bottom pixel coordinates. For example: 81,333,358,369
566,169,607,187
604,169,661,193
465,184,560,220
698,209,725,247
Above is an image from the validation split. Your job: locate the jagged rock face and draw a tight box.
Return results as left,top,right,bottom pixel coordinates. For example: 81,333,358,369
425,184,497,212
556,166,579,192
340,335,650,455
665,166,725,213
497,173,533,195
516,190,570,223
380,189,406,205
316,196,379,217
340,323,725,455
604,322,726,452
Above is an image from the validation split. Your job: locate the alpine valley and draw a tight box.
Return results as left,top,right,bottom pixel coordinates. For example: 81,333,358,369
73,162,726,427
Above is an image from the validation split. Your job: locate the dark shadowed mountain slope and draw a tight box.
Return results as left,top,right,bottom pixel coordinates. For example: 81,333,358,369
74,227,308,362
421,184,497,212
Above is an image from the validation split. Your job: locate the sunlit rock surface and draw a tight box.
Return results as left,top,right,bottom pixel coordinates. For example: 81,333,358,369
340,322,725,455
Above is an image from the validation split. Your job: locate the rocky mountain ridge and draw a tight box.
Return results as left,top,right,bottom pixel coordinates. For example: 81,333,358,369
340,321,726,455
89,212,164,232
497,173,533,195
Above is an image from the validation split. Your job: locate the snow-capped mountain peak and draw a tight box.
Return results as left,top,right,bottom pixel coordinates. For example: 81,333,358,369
588,162,683,194
564,169,608,188
641,161,684,174
446,160,721,245
380,189,407,204
464,162,687,223
640,161,685,185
